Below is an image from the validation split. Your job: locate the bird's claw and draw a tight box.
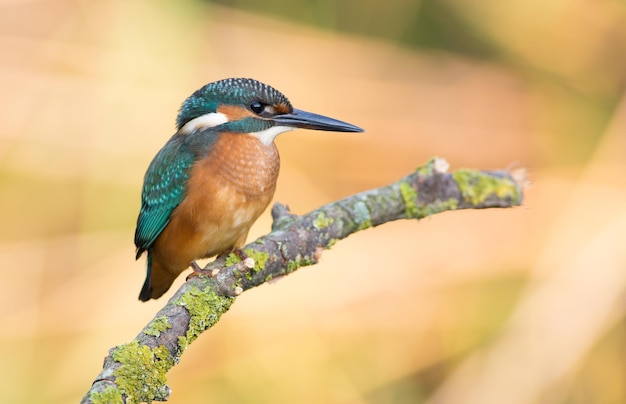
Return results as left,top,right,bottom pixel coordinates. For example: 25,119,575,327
186,261,219,280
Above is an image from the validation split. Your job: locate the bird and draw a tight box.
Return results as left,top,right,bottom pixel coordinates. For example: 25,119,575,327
134,78,363,301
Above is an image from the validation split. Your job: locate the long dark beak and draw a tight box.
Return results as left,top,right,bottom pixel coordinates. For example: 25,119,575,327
273,108,363,132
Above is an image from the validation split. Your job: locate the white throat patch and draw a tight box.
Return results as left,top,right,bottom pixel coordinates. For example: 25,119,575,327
179,112,229,134
252,125,295,145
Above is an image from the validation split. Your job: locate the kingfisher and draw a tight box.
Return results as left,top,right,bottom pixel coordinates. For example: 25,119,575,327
134,78,363,301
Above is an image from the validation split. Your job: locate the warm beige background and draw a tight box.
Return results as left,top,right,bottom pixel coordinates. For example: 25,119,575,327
1,1,625,403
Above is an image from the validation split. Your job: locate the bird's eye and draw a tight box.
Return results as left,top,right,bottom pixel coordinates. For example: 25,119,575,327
250,101,265,114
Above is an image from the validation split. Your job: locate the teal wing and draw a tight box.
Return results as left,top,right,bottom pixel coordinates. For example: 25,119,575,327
134,138,194,258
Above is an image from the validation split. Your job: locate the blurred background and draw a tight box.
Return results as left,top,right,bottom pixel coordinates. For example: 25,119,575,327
1,0,625,403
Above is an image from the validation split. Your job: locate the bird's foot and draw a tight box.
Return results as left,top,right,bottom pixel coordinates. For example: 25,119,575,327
186,261,219,280
186,249,257,282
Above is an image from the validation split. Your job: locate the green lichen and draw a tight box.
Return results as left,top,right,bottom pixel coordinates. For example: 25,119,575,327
286,261,299,272
399,181,420,218
89,386,123,404
241,248,270,280
312,211,334,230
224,252,242,266
111,341,173,404
442,198,458,211
453,169,520,205
416,198,458,217
415,157,438,177
287,254,316,272
143,316,172,337
243,248,269,273
327,238,338,249
174,286,235,352
177,335,189,353
353,200,372,230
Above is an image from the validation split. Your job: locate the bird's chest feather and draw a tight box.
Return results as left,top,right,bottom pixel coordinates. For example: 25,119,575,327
182,133,280,234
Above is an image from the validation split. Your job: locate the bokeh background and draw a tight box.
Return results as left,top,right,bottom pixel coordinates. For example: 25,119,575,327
1,0,625,403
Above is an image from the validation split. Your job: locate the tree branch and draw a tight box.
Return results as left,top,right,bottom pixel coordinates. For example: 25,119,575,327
82,158,525,404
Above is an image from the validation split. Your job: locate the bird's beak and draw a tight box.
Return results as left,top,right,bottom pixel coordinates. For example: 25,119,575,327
273,108,364,132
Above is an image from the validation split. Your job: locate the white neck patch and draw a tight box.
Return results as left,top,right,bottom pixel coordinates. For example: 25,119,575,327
251,125,295,145
179,112,229,134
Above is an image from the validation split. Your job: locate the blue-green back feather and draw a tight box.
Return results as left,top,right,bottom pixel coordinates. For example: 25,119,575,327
134,136,194,258
134,127,221,258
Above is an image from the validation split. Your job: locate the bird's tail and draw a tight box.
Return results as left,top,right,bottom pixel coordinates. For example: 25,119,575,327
138,253,178,301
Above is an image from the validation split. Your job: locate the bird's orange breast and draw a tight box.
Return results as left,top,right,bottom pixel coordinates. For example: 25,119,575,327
151,132,280,275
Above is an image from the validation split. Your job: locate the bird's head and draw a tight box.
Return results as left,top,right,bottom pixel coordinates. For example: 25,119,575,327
176,78,363,144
